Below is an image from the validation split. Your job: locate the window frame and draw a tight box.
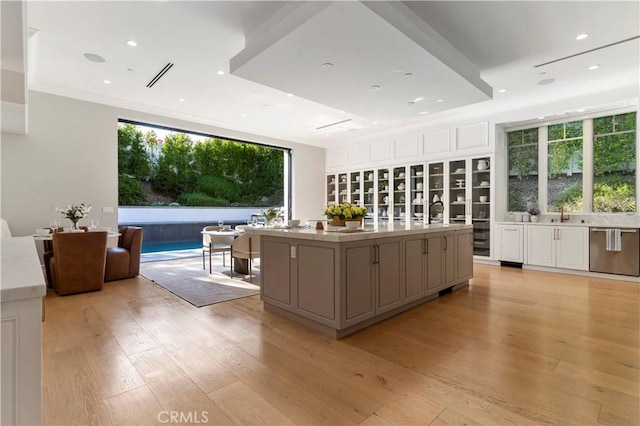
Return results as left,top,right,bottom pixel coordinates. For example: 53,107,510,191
505,107,638,215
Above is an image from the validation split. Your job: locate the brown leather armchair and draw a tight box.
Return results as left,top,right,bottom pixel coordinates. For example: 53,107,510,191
49,231,108,296
105,227,143,282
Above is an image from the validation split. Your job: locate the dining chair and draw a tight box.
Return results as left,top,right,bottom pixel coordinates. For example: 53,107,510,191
49,231,108,295
202,225,233,273
230,233,260,282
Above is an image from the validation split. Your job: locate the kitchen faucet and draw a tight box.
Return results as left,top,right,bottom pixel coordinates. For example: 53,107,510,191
560,205,570,223
428,201,444,224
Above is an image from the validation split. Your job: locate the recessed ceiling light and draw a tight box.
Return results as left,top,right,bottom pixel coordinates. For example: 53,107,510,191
287,93,294,97
339,110,345,114
370,85,381,92
577,109,586,112
178,98,185,102
589,65,600,70
537,78,555,85
242,113,247,117
321,62,334,69
538,116,545,119
217,70,225,75
408,101,415,105
103,79,112,84
404,72,413,78
127,68,134,72
576,33,589,40
498,88,507,93
84,53,106,63
126,40,137,47
414,97,424,102
419,111,429,115
436,99,443,103
373,121,378,125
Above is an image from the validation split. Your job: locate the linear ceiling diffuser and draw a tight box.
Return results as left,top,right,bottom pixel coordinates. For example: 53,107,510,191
146,62,174,88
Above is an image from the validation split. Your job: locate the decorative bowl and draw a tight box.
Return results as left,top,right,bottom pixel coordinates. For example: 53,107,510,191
345,221,360,230
36,228,51,236
289,219,300,227
416,171,424,176
414,213,424,218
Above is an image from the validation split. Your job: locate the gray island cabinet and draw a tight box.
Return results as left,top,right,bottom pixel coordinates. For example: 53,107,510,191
248,224,473,338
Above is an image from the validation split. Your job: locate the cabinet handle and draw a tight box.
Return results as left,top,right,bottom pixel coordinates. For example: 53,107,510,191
505,228,517,232
422,239,429,255
556,229,560,240
372,244,380,264
444,237,448,251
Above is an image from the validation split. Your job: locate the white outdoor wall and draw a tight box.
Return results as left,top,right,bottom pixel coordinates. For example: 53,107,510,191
1,91,325,237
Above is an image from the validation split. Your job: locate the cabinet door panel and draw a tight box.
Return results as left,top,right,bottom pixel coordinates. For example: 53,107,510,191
457,231,474,280
526,226,556,267
556,227,589,271
499,225,524,263
426,235,443,291
297,244,336,322
344,245,374,323
404,237,424,301
377,239,403,313
261,240,291,306
444,234,457,285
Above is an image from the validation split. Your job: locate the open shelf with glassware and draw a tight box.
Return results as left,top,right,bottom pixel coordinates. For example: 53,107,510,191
410,164,425,223
377,168,391,222
363,170,375,224
392,166,407,223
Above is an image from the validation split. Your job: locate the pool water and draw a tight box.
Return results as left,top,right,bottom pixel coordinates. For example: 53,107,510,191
141,240,201,253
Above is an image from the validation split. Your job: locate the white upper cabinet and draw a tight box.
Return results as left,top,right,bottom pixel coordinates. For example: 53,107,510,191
325,120,492,172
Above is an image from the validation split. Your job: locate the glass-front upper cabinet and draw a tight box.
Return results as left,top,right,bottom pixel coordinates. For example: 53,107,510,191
471,156,491,257
410,164,425,222
393,166,407,222
326,174,337,205
350,171,361,206
363,170,375,223
427,162,444,223
338,173,348,203
377,168,391,222
449,159,467,223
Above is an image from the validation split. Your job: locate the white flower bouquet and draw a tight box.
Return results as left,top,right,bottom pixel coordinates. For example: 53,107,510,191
54,203,92,229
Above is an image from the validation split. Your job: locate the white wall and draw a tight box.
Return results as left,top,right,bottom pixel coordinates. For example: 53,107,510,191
1,91,326,237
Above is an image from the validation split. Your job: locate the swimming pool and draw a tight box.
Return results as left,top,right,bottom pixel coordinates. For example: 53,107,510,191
141,240,201,253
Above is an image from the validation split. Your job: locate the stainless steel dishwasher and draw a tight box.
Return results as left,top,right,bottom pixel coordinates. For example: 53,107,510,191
589,227,639,276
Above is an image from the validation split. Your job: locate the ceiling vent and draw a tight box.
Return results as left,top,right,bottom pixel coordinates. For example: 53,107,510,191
146,62,174,88
535,36,639,68
316,118,352,130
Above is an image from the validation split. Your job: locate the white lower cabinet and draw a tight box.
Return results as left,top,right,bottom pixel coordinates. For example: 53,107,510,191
526,225,589,271
497,224,524,263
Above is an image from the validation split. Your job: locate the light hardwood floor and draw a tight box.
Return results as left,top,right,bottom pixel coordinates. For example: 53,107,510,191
42,264,639,425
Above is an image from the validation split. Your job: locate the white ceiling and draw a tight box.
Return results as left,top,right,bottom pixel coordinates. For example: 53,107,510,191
23,1,640,147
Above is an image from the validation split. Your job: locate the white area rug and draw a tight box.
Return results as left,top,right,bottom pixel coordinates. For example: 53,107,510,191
141,257,260,307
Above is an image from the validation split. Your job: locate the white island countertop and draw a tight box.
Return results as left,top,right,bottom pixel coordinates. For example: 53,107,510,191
244,222,472,242
1,237,47,303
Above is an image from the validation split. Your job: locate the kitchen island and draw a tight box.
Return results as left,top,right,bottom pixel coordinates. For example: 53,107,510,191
245,223,473,338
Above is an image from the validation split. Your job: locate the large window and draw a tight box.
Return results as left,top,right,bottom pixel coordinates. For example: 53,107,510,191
507,128,538,211
506,111,637,214
593,112,636,212
117,122,287,207
547,121,583,212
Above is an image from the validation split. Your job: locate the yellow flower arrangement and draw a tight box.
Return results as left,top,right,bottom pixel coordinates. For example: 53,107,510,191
323,202,367,219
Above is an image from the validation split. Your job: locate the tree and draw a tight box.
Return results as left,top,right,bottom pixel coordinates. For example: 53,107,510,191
152,133,195,198
117,124,151,180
